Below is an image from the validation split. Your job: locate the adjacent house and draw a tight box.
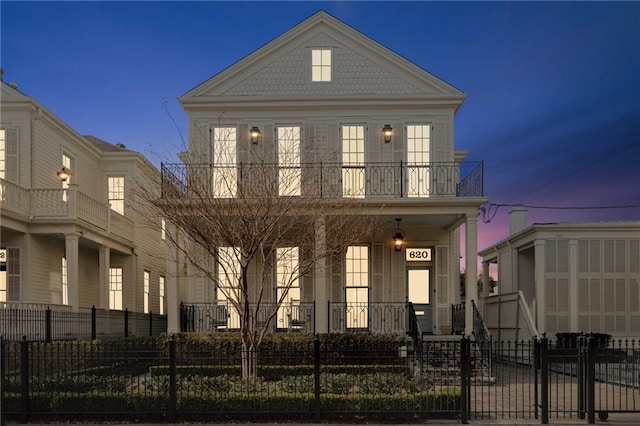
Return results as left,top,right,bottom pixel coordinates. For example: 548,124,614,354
164,11,487,336
478,207,640,341
0,76,167,339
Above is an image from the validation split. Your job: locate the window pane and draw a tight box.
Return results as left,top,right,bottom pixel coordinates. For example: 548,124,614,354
212,127,237,198
407,124,431,197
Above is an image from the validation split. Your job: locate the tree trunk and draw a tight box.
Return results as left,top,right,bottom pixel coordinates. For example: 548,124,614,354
241,338,258,380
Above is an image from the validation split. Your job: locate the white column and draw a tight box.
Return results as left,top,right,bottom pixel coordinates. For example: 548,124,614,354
166,224,180,334
98,246,110,309
465,215,478,336
65,234,80,312
314,216,328,334
535,240,546,333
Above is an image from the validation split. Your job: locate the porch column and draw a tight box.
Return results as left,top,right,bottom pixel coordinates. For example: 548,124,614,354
98,246,110,309
534,240,546,333
65,233,80,312
465,215,478,336
314,216,328,334
166,223,180,334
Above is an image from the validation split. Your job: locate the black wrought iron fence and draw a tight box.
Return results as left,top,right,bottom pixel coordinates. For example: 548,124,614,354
1,334,638,423
0,305,166,341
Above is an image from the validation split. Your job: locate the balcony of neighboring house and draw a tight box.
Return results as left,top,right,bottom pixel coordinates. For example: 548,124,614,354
160,161,484,200
0,178,134,242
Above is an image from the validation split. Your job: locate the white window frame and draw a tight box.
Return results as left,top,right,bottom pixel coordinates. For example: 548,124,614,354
161,218,166,240
406,124,431,197
62,153,72,202
143,270,150,314
61,256,68,305
212,126,237,198
276,247,301,329
277,126,301,196
217,246,240,328
109,267,123,310
311,49,332,82
345,245,369,329
108,176,125,214
0,129,5,180
341,125,365,198
159,276,165,315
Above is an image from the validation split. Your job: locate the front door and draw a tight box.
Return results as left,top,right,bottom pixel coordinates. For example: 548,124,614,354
407,267,432,334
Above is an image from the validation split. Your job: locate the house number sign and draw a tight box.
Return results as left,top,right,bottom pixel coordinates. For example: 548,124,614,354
405,248,431,262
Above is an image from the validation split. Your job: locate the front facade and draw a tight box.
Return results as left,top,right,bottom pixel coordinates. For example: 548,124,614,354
164,12,487,335
0,78,167,336
479,213,640,339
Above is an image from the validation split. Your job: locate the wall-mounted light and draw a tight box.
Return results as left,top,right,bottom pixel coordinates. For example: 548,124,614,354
393,218,404,252
250,126,261,144
382,124,393,143
57,166,71,182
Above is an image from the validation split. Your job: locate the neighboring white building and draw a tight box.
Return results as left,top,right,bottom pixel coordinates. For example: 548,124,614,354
166,11,487,335
0,77,167,335
479,208,640,340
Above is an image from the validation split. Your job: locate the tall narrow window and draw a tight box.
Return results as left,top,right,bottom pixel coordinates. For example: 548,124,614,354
159,276,165,315
6,248,19,301
217,247,240,329
342,125,365,198
345,246,369,329
161,218,166,240
0,128,18,186
109,267,123,310
276,247,301,329
143,270,150,314
61,257,68,305
406,125,431,197
312,49,332,82
108,176,125,214
62,154,72,202
0,129,5,180
277,126,301,196
212,127,237,198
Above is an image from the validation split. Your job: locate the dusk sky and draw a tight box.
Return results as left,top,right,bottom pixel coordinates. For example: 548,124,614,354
2,1,639,249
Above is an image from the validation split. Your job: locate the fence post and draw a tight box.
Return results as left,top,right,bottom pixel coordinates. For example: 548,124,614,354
578,334,586,419
314,334,321,423
460,336,470,424
91,305,97,340
20,337,29,423
168,335,177,421
124,308,129,338
540,334,549,424
45,307,52,343
586,336,596,424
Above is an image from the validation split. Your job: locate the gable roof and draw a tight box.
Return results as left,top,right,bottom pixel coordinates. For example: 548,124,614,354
180,11,465,108
84,135,132,152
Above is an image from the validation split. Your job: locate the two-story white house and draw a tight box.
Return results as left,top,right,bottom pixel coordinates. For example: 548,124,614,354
0,76,168,339
163,11,487,336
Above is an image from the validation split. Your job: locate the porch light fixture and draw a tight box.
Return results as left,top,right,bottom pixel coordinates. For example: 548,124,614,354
250,126,261,144
393,218,404,252
382,124,393,143
57,166,71,182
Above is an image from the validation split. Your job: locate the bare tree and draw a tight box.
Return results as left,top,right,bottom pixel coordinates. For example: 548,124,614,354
140,127,381,379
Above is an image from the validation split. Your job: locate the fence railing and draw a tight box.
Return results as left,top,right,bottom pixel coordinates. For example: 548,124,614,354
1,334,638,423
161,161,484,199
0,304,166,341
180,301,315,333
328,302,408,334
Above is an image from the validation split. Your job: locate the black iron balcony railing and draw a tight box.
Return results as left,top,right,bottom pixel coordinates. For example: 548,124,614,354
328,302,408,334
161,161,483,199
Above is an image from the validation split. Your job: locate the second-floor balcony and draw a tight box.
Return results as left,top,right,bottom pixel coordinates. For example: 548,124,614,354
0,179,134,242
161,161,483,200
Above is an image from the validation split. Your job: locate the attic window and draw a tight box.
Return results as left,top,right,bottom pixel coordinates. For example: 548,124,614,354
311,49,331,82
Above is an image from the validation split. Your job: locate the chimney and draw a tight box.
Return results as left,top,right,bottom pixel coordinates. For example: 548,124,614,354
509,205,528,235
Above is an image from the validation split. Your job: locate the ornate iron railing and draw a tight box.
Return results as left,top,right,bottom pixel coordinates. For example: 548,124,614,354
180,301,316,333
328,302,408,334
161,161,483,199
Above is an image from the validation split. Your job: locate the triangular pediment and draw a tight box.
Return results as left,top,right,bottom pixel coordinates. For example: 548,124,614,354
181,11,463,103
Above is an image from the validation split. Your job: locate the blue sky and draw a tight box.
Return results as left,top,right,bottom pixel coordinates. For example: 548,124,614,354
2,1,639,248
